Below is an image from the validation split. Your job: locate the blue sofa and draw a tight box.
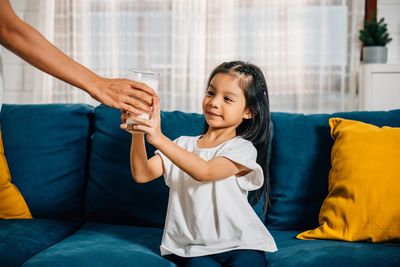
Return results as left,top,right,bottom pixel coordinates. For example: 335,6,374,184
1,104,399,267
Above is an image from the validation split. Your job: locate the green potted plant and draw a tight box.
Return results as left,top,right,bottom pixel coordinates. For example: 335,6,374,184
359,12,392,63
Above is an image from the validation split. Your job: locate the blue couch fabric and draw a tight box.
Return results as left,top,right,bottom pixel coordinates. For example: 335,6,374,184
267,230,400,267
1,104,399,267
22,222,174,267
0,219,80,267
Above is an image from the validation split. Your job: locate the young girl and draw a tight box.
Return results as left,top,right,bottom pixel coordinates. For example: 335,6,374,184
123,61,277,267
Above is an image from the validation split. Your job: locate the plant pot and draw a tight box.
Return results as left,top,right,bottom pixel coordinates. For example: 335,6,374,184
363,46,388,64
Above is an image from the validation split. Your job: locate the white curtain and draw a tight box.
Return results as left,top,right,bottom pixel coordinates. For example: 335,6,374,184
21,0,366,113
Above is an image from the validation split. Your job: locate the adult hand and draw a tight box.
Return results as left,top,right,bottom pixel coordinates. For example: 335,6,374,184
88,76,156,116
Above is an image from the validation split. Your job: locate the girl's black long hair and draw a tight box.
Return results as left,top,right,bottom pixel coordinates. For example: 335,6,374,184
205,61,272,212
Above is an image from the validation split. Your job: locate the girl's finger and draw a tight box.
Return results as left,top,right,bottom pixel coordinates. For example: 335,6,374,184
133,124,152,134
156,97,161,114
152,96,161,120
132,116,153,127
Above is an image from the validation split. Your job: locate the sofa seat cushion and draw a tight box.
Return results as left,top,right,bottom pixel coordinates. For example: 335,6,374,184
0,218,81,267
22,222,175,267
267,230,400,267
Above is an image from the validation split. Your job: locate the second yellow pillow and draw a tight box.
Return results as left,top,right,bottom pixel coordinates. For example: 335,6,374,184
297,118,400,242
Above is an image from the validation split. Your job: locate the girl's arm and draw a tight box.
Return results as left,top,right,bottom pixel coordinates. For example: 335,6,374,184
154,136,247,182
121,112,163,183
0,0,154,115
129,133,164,183
132,97,249,182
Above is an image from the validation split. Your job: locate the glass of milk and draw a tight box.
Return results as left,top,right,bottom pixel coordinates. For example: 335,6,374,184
125,69,159,133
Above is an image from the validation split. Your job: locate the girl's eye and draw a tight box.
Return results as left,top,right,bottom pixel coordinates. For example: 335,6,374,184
206,90,214,96
224,97,232,102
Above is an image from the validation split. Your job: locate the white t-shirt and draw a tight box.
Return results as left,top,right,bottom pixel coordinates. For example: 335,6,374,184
156,135,277,257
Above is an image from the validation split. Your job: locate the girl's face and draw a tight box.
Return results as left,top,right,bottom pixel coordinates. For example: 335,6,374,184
202,73,252,130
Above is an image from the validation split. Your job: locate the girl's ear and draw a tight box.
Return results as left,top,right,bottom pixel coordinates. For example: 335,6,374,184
243,108,252,119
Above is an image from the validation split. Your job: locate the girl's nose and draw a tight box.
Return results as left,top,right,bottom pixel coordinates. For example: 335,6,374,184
208,94,223,108
209,98,220,108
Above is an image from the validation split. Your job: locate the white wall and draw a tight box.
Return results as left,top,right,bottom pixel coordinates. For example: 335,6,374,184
1,0,42,103
378,0,400,63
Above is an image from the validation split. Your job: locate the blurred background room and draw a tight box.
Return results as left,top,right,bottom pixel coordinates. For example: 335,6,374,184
1,0,399,114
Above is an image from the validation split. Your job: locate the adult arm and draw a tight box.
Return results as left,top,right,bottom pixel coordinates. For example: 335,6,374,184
0,0,154,114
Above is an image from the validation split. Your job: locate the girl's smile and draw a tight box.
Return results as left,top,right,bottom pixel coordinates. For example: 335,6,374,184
205,110,222,118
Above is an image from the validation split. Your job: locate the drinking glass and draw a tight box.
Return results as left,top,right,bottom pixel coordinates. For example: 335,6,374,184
125,69,159,132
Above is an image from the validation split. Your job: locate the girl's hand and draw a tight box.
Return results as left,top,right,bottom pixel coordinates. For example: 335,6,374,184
130,97,164,146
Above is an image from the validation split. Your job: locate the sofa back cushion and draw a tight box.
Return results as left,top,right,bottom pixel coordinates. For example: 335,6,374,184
0,104,93,220
266,109,400,230
85,105,204,227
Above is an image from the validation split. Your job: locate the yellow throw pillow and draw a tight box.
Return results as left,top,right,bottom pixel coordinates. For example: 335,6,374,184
297,118,400,242
0,131,32,219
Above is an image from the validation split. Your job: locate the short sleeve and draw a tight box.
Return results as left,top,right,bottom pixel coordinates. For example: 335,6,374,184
154,137,181,187
218,138,264,191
